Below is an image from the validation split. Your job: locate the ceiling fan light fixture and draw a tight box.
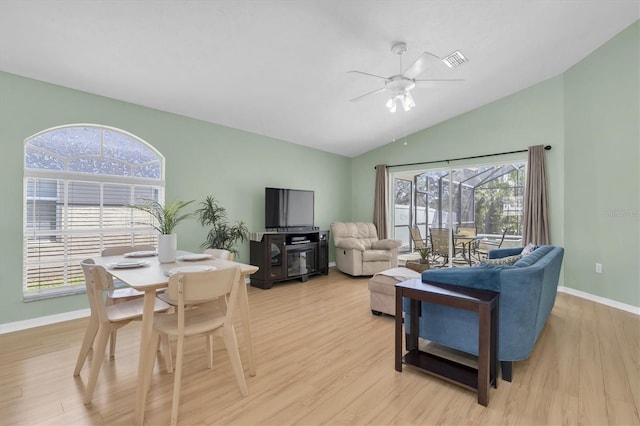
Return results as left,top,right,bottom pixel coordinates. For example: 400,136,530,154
387,98,397,113
405,92,416,108
442,50,468,68
385,98,394,109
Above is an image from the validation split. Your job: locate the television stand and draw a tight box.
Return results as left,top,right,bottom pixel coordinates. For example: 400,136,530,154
249,229,329,289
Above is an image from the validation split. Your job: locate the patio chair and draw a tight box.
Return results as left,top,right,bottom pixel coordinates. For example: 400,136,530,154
429,228,454,266
476,228,509,260
409,226,430,251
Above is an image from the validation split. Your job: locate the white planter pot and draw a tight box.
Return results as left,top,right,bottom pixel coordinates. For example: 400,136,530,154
158,233,177,263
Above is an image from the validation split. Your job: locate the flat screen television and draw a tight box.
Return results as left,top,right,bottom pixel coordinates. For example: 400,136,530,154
265,187,314,230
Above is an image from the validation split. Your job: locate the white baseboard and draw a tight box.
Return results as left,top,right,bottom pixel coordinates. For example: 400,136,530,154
557,286,640,315
0,308,90,335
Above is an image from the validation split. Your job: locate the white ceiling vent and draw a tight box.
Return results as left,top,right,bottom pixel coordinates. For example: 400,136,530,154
442,51,468,68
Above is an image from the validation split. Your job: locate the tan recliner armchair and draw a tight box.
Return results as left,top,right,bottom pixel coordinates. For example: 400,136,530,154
330,222,402,276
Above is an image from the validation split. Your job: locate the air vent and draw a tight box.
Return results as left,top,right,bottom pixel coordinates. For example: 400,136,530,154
442,50,468,68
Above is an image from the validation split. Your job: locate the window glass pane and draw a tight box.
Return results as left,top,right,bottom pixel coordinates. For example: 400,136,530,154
25,147,65,170
103,130,158,164
68,181,100,230
24,125,164,296
25,178,62,232
391,161,526,264
68,157,131,175
134,161,161,179
104,183,132,228
68,234,102,259
29,127,101,158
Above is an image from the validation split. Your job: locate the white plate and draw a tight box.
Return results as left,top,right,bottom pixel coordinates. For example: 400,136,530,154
168,265,215,275
111,260,150,269
176,253,213,261
124,251,157,258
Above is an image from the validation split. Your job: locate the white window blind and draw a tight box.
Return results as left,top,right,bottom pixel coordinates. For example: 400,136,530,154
23,125,164,299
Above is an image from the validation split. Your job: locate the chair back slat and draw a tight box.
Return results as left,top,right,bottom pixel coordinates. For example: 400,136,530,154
457,226,477,237
409,226,428,250
168,266,241,306
81,260,111,324
430,228,452,255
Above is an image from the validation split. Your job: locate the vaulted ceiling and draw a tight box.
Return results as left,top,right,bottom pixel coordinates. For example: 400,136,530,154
1,1,638,157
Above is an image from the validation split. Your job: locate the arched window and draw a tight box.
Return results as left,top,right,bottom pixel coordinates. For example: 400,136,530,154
23,125,164,299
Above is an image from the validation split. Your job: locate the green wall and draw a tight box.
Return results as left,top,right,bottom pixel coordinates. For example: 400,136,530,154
0,72,352,324
563,21,639,307
352,21,639,308
1,21,638,326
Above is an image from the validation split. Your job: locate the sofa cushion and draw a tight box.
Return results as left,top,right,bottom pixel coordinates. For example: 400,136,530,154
521,243,537,255
513,245,553,267
371,239,402,250
363,250,392,262
334,237,365,251
481,253,522,266
421,266,509,292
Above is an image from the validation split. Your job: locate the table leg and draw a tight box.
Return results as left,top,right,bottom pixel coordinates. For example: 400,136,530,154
239,274,256,376
134,290,157,425
492,298,499,388
395,288,403,372
477,302,490,407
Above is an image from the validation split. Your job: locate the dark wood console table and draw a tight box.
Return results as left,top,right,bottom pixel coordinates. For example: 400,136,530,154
249,229,329,289
395,279,499,406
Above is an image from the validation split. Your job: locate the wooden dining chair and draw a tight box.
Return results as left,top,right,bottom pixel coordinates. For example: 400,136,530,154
146,266,247,425
75,260,171,404
74,245,156,376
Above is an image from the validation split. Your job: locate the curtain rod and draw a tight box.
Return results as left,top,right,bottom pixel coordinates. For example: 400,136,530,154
375,145,551,169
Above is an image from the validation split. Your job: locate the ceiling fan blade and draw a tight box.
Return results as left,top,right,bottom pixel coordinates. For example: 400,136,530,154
349,87,386,102
404,51,441,79
348,70,389,80
414,79,464,88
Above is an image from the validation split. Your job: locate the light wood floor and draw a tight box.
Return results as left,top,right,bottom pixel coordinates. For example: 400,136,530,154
1,268,638,425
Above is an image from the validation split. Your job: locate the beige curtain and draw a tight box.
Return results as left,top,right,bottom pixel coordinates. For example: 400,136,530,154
522,145,550,245
373,164,388,239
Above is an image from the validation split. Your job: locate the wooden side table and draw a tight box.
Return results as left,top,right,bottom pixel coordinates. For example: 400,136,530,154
395,279,499,406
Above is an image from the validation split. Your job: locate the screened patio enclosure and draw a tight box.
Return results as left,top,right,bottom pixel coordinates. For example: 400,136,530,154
393,162,526,255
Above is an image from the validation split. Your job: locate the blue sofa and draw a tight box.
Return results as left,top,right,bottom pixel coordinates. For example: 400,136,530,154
404,245,564,381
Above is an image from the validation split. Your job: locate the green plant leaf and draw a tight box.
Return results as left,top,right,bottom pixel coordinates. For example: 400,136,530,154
129,198,194,234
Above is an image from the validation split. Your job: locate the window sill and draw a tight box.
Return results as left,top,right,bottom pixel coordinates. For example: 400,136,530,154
23,285,86,302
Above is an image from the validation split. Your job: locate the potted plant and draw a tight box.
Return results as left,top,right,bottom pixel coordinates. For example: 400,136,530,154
195,195,249,259
130,199,194,263
406,247,431,273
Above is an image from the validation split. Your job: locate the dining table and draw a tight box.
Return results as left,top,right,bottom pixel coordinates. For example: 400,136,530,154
92,250,259,426
453,234,478,266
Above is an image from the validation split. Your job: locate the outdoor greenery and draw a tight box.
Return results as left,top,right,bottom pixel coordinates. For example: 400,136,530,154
195,195,249,257
473,168,524,235
394,163,525,237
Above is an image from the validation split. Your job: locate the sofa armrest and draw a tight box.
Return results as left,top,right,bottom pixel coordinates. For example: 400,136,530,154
420,266,507,292
488,247,523,259
334,237,365,251
371,239,402,250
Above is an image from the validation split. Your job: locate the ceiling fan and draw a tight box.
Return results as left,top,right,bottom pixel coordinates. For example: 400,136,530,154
349,42,465,112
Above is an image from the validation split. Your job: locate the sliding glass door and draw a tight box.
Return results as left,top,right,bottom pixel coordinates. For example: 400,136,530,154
391,161,526,266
